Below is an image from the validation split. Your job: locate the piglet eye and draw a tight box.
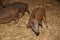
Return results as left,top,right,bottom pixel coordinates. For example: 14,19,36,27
31,22,34,26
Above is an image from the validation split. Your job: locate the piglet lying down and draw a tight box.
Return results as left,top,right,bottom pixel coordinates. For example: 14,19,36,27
27,7,48,36
0,7,19,24
0,2,30,24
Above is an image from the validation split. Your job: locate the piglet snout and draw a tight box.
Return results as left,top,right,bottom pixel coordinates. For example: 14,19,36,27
32,28,39,36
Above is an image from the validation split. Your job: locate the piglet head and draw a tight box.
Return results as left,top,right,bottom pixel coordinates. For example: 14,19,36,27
30,20,39,36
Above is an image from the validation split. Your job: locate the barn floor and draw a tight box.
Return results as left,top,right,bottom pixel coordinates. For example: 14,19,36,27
0,1,60,40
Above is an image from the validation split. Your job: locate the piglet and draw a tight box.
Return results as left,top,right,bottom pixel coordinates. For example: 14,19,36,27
27,7,48,36
0,7,19,24
3,2,30,15
0,2,30,24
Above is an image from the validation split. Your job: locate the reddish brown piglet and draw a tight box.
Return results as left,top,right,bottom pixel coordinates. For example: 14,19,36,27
27,7,48,36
